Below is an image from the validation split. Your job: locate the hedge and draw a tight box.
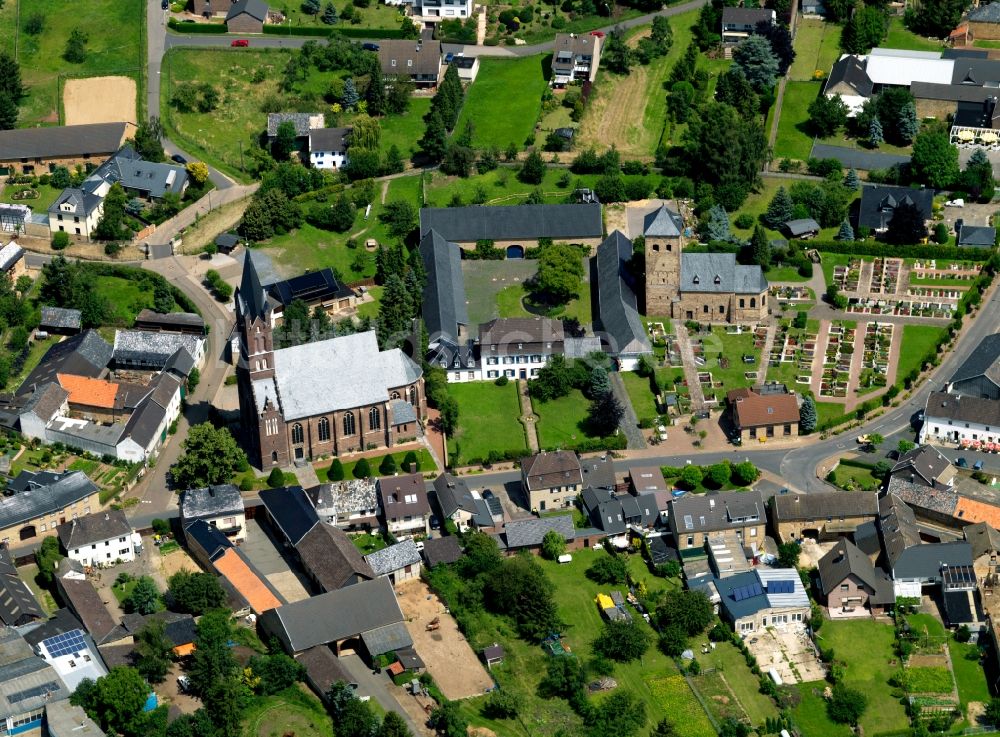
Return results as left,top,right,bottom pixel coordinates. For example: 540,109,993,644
540,435,628,453
168,19,228,33
334,27,412,39
792,239,993,261
262,25,334,37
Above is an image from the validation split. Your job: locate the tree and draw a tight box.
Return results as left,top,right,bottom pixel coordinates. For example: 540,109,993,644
534,243,584,304
985,697,1000,727
267,467,285,488
0,93,17,130
539,654,586,699
800,394,817,433
588,366,611,399
868,116,884,148
172,423,247,488
706,462,732,489
271,120,298,161
379,711,413,737
167,571,226,615
419,109,448,163
0,51,24,104
594,620,651,662
777,542,801,568
911,129,958,189
732,35,779,93
963,148,996,202
651,719,679,737
376,272,412,349
827,683,868,724
899,102,919,144
750,224,771,269
379,453,398,475
186,366,200,395
322,1,338,23
714,68,757,119
247,653,303,695
482,690,520,719
329,458,345,481
71,669,150,736
124,576,160,615
885,201,928,245
807,94,848,138
428,702,468,737
603,29,633,74
94,182,128,240
667,80,697,123
129,117,165,162
303,0,321,13
588,690,647,737
841,5,887,53
906,0,967,38
732,461,760,486
844,168,860,190
134,619,174,683
35,535,64,586
185,161,209,186
754,20,795,75
519,150,546,184
764,186,794,229
541,530,567,560
401,450,420,472
188,610,238,696
705,204,733,242
342,77,360,109
587,555,629,584
379,200,418,241
25,11,45,34
588,391,624,436
484,555,560,642
64,28,89,63
654,590,713,636
353,457,373,478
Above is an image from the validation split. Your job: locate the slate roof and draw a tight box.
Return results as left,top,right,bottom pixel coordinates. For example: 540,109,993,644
0,242,23,273
970,2,1000,22
57,510,132,551
890,445,953,488
180,484,244,522
40,307,82,331
670,490,765,535
721,6,774,25
951,333,1000,389
892,541,973,580
48,187,104,218
925,391,1000,427
0,122,128,160
857,185,934,231
297,644,353,696
420,229,468,344
113,330,202,368
90,146,188,198
433,474,493,526
183,518,232,562
422,536,463,567
879,492,922,567
57,578,123,644
378,473,430,518
294,523,374,592
818,537,886,595
419,203,603,242
121,394,168,451
0,546,43,627
502,515,575,549
957,223,996,248
267,113,325,138
18,330,112,395
580,487,628,534
552,33,598,66
0,471,98,534
269,331,421,421
227,0,269,21
595,231,653,357
134,310,205,333
260,486,319,546
643,205,684,237
236,250,270,323
163,347,197,379
824,54,873,97
215,232,240,250
580,455,616,490
310,479,378,520
886,475,959,517
378,40,443,78
389,399,417,425
772,490,878,521
521,451,583,491
964,521,1000,560
258,577,405,653
364,539,422,576
784,218,821,237
266,268,353,309
309,127,352,151
681,252,767,295
19,382,68,422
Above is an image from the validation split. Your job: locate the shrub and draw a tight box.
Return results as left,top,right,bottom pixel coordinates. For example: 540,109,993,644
267,468,285,488
734,213,754,229
587,555,628,584
51,231,70,250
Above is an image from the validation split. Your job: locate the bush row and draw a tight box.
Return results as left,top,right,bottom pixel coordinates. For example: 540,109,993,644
167,19,228,33
792,239,992,262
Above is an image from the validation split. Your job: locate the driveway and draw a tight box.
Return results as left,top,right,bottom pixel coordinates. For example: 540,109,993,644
238,517,311,603
338,653,430,737
809,143,910,171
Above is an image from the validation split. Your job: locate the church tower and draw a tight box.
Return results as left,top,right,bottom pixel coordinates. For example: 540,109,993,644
643,204,685,316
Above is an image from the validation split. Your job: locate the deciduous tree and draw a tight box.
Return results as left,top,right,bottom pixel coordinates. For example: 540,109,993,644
172,422,248,488
134,619,174,683
593,620,651,662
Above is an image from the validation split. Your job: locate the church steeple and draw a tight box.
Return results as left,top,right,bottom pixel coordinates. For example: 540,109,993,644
235,252,275,381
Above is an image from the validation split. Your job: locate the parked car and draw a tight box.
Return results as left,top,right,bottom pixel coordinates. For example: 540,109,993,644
956,457,969,468
444,52,454,63
177,675,191,693
590,30,605,38
161,0,169,8
231,39,249,47
362,42,380,51
170,153,187,164
974,460,985,471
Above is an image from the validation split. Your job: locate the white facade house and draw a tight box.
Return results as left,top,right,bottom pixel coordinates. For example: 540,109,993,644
920,391,1000,446
309,128,351,171
48,189,104,240
446,317,567,383
179,484,248,543
57,510,141,568
406,0,473,22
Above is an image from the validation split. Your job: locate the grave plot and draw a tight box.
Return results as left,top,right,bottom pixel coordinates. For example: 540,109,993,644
857,323,893,394
819,323,855,399
869,257,901,295
846,299,955,319
832,259,862,293
768,323,819,389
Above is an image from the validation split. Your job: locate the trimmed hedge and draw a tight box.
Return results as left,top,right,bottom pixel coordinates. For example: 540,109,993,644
792,239,992,261
262,25,334,37
168,18,228,33
334,27,412,39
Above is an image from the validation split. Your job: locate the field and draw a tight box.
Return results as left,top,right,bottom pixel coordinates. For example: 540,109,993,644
273,1,404,29
620,371,659,424
534,388,609,451
789,20,842,82
454,56,548,149
63,75,136,125
6,0,144,126
243,685,334,737
774,81,820,161
897,325,948,381
885,17,944,53
94,275,183,326
447,382,527,463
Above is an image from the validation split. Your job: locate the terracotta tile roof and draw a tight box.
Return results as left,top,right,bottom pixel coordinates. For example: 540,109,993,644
729,389,800,429
213,548,282,615
955,496,1000,528
57,373,119,410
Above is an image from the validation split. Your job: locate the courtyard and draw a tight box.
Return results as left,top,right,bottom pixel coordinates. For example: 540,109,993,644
744,625,826,685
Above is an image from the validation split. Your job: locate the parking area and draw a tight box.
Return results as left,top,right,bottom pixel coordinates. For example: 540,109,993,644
396,579,494,700
745,626,826,684
239,517,311,603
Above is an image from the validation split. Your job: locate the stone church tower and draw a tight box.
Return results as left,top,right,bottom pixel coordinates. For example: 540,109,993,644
642,204,685,315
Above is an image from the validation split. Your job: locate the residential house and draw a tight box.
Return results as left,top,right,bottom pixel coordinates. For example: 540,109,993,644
88,146,189,201
134,310,206,336
964,521,1000,581
406,0,473,25
706,530,752,578
595,231,654,370
801,0,826,15
920,391,1000,446
720,7,775,44
0,627,71,736
580,487,659,545
477,317,565,382
783,218,820,239
771,490,879,542
23,609,108,691
715,568,810,635
39,307,82,336
308,127,351,170
521,451,583,512
885,446,961,528
309,479,380,530
378,40,443,87
377,473,431,537
267,113,326,142
2,383,69,441
0,470,100,546
179,484,247,543
949,333,1000,399
183,518,234,570
453,55,479,82
817,537,895,616
727,385,801,443
968,3,1000,42
226,0,269,32
956,220,996,248
57,510,140,568
200,0,241,15
856,184,935,236
581,455,616,491
419,203,604,251
498,515,577,554
433,474,493,531
628,465,668,495
0,242,25,283
48,188,104,240
668,490,766,553
54,571,125,646
113,330,205,371
259,577,412,662
823,54,874,116
364,539,422,585
264,268,359,326
551,33,602,87
0,121,130,175
421,536,463,568
877,491,923,571
889,540,975,599
0,545,43,626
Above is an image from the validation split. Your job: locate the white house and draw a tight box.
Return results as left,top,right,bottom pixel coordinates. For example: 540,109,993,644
390,0,473,24
308,127,351,171
920,391,1000,447
48,189,104,240
56,510,141,567
179,484,247,543
377,472,431,536
444,317,566,383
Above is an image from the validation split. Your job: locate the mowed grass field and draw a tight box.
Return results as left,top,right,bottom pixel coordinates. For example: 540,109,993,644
789,19,842,82
774,80,820,161
447,382,527,462
454,56,548,149
4,0,144,126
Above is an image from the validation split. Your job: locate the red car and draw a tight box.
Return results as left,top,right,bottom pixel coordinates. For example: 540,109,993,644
590,30,605,38
231,39,249,47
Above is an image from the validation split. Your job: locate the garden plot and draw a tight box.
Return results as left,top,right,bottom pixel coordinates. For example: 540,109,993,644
818,323,856,399
868,257,902,295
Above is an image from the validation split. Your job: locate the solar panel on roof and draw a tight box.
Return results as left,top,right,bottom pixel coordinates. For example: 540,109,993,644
768,580,794,594
42,629,87,658
8,681,61,704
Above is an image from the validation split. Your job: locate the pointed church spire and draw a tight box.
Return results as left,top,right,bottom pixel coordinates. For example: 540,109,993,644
237,251,269,322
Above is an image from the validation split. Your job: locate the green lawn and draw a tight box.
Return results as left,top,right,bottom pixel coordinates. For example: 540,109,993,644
16,564,57,616
790,19,842,82
454,56,548,149
68,457,100,475
827,460,880,491
793,684,853,737
766,265,811,283
885,17,944,53
897,325,947,381
260,222,379,280
534,388,602,451
949,640,991,708
818,252,854,288
697,327,764,394
447,382,527,463
0,182,64,211
350,532,388,555
275,2,404,29
385,171,423,207
620,371,659,425
243,686,334,737
0,0,15,56
813,619,910,735
774,81,821,161
372,97,431,159
494,281,592,326
10,0,144,126
94,276,158,325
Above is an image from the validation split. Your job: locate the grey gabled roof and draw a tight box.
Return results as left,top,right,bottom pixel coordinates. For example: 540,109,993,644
970,2,1000,21
48,187,104,217
420,229,468,344
57,510,132,551
91,146,188,198
643,205,683,237
0,471,98,534
121,393,167,450
259,577,404,653
184,518,233,562
825,54,873,97
20,382,69,423
180,484,244,521
670,490,765,535
681,252,768,295
924,391,1000,428
0,122,127,160
113,330,203,368
266,113,321,138
879,492,922,567
892,541,973,580
0,242,23,273
818,537,883,595
951,333,1000,387
721,6,774,25
595,231,652,358
957,224,996,247
364,539,422,576
294,523,374,592
377,40,443,78
19,330,112,395
419,203,603,242
422,536,463,567
580,487,627,534
163,347,197,379
360,621,413,657
772,490,878,521
40,306,82,330
857,185,934,231
965,522,1000,560
309,127,351,151
227,0,269,21
890,445,952,487
0,546,43,627
502,515,575,549
784,218,820,237
433,473,478,516
260,486,319,547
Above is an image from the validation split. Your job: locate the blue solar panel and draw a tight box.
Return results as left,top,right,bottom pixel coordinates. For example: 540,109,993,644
768,580,794,594
43,629,87,658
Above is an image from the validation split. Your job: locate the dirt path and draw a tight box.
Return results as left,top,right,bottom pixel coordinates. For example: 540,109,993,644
64,76,137,126
178,196,252,254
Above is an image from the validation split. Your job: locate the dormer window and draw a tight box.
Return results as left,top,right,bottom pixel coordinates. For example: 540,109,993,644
714,275,721,284
408,60,413,67
693,275,700,284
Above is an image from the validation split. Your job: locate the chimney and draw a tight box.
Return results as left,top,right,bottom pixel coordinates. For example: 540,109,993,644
709,499,715,509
